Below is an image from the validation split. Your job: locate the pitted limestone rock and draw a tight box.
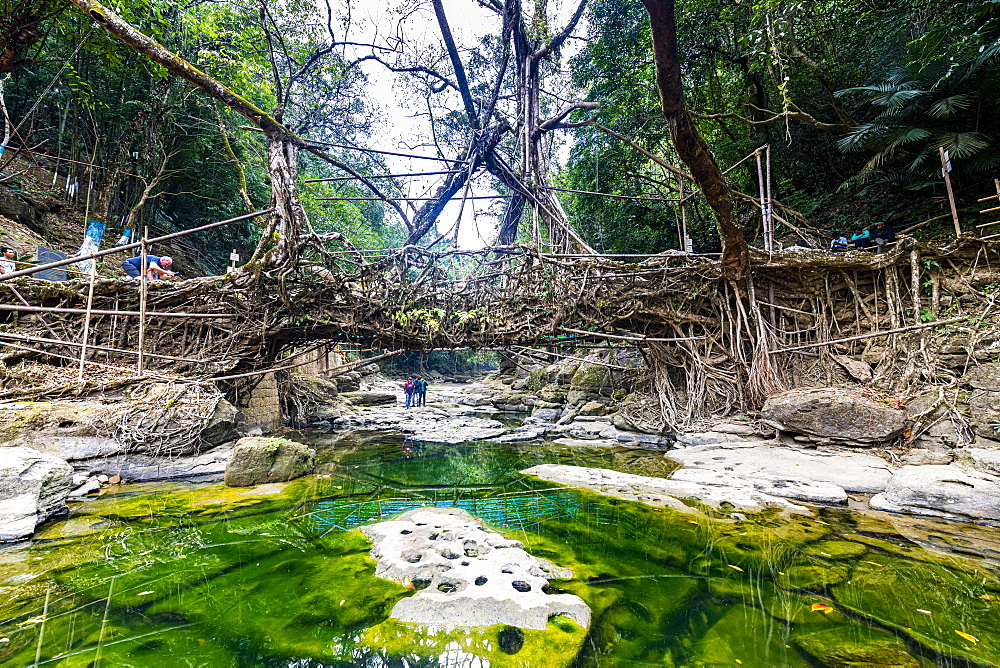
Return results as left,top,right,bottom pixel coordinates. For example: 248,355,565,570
360,507,590,630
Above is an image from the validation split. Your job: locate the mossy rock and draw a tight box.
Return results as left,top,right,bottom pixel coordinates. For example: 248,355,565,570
224,437,315,487
526,369,547,391
570,364,609,394
793,627,919,667
362,617,587,667
539,384,569,403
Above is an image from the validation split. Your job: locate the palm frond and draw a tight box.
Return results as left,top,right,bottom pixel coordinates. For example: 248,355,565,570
927,94,974,118
937,132,990,158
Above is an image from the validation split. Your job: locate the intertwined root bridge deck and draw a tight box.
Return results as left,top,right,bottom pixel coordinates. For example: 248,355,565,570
1,245,720,371
2,237,997,422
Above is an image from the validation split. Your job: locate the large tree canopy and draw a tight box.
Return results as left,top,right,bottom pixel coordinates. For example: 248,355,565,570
1,0,997,266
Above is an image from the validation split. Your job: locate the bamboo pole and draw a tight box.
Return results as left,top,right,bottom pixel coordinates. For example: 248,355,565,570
771,313,972,353
765,144,774,248
2,285,61,339
511,345,631,370
304,171,461,182
559,326,699,342
137,227,148,375
77,267,96,382
939,147,961,236
210,348,403,382
0,304,235,318
755,149,769,251
0,331,208,363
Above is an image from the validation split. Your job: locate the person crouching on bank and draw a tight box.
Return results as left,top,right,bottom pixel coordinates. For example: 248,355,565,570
122,255,175,281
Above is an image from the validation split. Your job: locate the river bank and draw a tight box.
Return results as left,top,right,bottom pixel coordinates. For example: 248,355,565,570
4,360,1000,544
2,434,999,666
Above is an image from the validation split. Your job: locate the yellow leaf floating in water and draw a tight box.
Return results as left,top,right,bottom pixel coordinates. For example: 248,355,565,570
736,660,743,665
979,594,997,601
955,631,978,643
727,565,744,572
860,561,883,567
685,520,698,524
810,604,834,614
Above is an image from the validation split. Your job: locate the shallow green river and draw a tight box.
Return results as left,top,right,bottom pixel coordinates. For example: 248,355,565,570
2,433,999,666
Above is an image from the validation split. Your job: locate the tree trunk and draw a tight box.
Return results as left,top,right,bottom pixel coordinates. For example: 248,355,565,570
251,136,307,267
640,0,747,278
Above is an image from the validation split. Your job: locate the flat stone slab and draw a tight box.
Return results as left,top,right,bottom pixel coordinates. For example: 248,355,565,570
521,464,810,514
77,445,233,482
958,448,1000,477
551,437,619,448
671,468,847,505
667,443,893,493
360,508,590,630
870,465,1000,521
342,406,508,443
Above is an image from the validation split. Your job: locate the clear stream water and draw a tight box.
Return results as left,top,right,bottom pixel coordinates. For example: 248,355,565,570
1,433,999,667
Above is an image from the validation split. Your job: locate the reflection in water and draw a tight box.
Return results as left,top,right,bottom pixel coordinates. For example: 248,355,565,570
308,490,585,533
0,433,998,667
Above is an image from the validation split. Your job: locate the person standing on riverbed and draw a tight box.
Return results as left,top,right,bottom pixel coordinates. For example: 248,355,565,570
404,377,416,408
416,377,428,407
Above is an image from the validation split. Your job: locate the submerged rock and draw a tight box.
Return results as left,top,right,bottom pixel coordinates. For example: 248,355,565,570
762,388,905,443
870,465,1000,521
360,507,591,631
0,446,73,540
224,437,315,487
794,627,919,667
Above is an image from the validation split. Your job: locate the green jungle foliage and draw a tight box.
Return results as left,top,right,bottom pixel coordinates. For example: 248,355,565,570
3,0,402,273
564,0,1000,252
2,1,997,260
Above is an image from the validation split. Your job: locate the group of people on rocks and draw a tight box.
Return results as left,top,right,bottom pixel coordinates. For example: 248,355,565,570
404,377,428,408
829,221,896,253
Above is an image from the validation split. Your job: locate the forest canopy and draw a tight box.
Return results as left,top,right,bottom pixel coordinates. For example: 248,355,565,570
2,0,997,269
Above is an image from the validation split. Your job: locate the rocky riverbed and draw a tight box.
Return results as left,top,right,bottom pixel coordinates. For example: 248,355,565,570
4,354,1000,541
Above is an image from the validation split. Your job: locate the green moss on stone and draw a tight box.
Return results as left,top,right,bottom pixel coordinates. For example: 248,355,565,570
793,627,919,667
526,370,547,391
803,540,869,561
832,555,1000,664
570,364,608,392
362,617,587,667
778,558,850,591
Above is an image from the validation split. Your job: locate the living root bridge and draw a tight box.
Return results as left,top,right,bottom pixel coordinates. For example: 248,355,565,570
2,237,998,429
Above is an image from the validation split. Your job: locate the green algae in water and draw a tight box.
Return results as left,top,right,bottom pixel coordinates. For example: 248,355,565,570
1,435,997,666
